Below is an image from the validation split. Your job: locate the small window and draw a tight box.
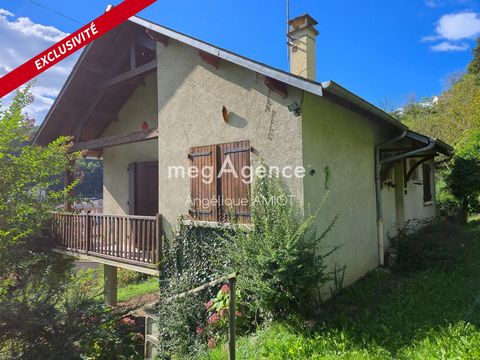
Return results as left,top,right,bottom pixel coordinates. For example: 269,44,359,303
188,140,251,223
422,163,433,203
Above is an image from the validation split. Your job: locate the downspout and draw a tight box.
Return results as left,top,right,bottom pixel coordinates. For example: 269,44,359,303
375,130,407,266
375,135,436,265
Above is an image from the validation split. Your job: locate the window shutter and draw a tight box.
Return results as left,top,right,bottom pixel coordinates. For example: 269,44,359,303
188,145,218,221
422,163,432,202
218,140,251,223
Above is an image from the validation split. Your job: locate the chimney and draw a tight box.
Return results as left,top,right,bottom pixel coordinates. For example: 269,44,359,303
288,14,318,81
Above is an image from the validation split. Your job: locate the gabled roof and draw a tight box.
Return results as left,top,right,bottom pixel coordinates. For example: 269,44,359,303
34,15,452,156
128,15,407,132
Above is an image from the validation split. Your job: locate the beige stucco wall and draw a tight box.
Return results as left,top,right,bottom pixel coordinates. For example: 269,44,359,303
156,40,304,235
301,92,390,291
96,35,439,292
102,74,158,215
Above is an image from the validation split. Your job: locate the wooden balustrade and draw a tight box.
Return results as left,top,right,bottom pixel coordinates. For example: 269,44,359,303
51,212,161,268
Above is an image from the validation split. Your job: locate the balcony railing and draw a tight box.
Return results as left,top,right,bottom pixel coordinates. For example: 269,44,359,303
51,212,162,269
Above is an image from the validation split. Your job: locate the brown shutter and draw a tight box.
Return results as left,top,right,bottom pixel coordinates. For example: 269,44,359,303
188,145,218,222
218,140,251,223
422,163,432,202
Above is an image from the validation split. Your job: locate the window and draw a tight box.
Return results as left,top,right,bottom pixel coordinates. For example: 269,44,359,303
422,163,433,203
188,140,251,223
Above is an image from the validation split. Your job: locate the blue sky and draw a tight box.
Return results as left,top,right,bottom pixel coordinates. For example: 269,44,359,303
0,0,479,122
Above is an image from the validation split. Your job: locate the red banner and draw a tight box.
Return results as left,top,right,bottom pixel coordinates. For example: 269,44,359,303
0,0,157,98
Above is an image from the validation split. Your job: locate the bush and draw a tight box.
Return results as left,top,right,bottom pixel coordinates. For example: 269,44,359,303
436,189,460,218
117,268,149,286
157,223,232,358
225,175,336,319
390,219,465,272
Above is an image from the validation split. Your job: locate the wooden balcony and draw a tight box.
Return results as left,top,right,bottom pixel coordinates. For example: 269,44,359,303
51,212,161,274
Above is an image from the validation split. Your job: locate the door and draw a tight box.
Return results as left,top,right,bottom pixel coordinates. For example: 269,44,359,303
128,161,159,216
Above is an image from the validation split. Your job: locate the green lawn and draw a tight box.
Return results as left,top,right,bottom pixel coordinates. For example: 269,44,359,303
206,220,480,359
117,276,159,303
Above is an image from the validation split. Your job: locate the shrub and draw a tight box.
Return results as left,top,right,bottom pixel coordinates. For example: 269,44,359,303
225,175,336,319
390,219,465,272
436,189,460,218
117,268,149,286
157,223,232,359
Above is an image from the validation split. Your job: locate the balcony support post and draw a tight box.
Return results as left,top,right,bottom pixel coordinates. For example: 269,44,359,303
104,264,118,307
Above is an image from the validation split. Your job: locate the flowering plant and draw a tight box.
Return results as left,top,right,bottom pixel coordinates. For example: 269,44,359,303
196,283,244,349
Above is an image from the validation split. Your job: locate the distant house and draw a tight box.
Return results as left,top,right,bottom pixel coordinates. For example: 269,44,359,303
34,14,452,305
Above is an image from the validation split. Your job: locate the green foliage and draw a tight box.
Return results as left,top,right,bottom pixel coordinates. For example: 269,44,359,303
0,86,76,248
436,188,460,217
468,37,480,75
206,220,480,359
0,88,141,359
390,219,465,272
75,158,103,198
156,223,231,358
445,156,480,222
399,73,480,150
117,268,149,286
225,175,336,319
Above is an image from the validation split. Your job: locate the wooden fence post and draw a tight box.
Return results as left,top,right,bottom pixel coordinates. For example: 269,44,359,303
156,213,162,264
228,275,236,360
85,211,91,253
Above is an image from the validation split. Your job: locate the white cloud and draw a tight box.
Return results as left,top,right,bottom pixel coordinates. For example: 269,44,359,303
425,0,440,8
431,41,470,51
0,9,13,17
422,11,480,52
436,12,480,40
0,8,77,123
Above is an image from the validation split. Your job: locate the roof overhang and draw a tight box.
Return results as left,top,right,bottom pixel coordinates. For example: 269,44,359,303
34,15,452,154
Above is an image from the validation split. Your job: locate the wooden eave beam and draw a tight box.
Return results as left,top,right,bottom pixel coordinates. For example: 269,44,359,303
137,32,156,51
103,60,157,89
406,156,434,181
198,50,220,69
265,77,288,98
146,29,169,47
85,63,111,75
71,128,158,152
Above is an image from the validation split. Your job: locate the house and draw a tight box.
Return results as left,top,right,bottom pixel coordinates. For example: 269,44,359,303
34,14,452,305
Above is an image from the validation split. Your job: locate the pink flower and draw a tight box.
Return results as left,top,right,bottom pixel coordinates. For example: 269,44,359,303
235,311,242,318
207,312,219,325
120,317,136,327
208,338,217,348
220,284,230,294
219,308,227,318
196,326,204,335
204,300,213,310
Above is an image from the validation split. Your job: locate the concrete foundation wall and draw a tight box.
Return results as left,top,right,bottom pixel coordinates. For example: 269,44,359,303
102,74,158,215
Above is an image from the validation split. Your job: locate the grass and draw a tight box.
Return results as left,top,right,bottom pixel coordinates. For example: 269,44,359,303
205,220,480,359
75,267,159,304
117,276,159,303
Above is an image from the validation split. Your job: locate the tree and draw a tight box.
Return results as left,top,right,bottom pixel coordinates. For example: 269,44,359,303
445,157,480,223
0,87,142,359
468,37,480,75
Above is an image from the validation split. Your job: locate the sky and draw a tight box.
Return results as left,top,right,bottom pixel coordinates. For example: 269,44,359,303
0,0,479,123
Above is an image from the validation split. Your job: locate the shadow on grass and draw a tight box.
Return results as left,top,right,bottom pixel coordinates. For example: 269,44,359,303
313,219,480,356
